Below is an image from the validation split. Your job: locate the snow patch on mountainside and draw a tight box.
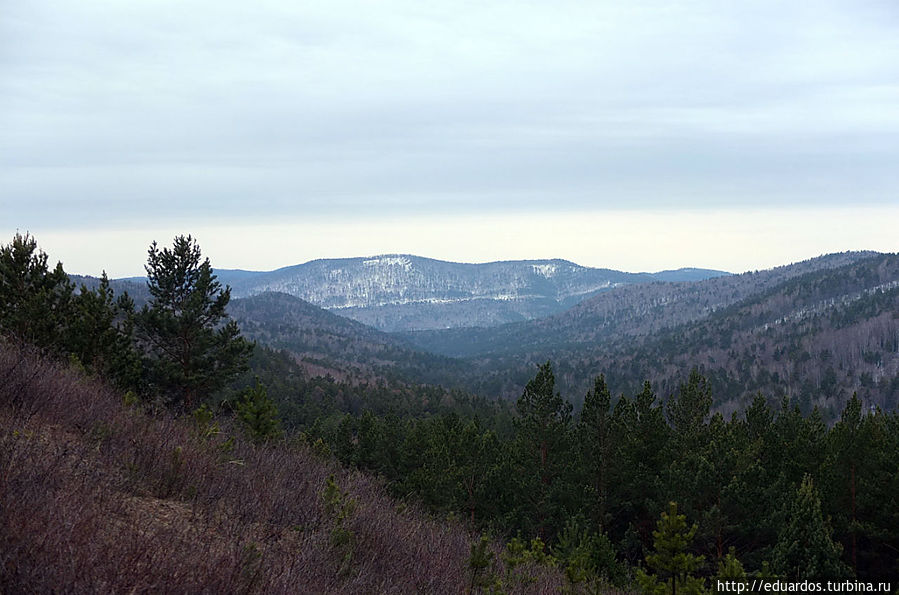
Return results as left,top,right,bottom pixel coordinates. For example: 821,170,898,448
363,256,413,271
532,264,557,277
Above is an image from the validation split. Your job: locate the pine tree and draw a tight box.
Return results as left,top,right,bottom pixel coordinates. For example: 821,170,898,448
0,233,73,348
637,501,705,595
715,547,746,579
667,368,712,449
355,410,384,470
235,380,282,443
608,382,670,561
67,273,141,389
453,418,499,524
513,361,574,542
824,394,863,574
136,235,253,410
772,475,849,579
665,370,715,539
580,374,612,532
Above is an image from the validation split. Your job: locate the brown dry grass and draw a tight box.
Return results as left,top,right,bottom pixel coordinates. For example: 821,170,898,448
0,343,563,594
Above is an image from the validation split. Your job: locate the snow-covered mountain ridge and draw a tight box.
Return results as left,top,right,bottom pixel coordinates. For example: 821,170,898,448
210,255,728,331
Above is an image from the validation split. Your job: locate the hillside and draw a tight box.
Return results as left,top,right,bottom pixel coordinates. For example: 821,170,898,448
0,343,561,593
209,255,728,331
421,253,899,417
403,251,878,358
569,253,899,418
227,291,471,389
222,252,898,419
6,234,899,586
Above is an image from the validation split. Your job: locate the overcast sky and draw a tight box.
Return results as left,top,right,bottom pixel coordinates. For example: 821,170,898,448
2,0,898,276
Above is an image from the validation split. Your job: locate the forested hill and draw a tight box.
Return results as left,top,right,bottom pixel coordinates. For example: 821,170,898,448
226,252,898,420
227,291,470,388
434,253,899,418
5,233,899,586
575,253,899,417
82,249,898,421
403,251,878,358
209,255,729,331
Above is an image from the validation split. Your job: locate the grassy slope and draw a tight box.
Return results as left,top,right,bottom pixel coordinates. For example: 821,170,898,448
0,344,562,593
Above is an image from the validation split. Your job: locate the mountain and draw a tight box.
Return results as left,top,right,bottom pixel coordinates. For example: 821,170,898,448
402,251,879,358
211,255,729,331
108,250,898,420
402,252,899,418
70,274,150,304
227,291,470,388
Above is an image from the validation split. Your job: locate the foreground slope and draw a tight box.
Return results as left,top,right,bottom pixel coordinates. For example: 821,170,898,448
0,344,561,593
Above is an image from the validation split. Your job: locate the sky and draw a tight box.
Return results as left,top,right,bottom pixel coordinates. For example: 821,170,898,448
2,0,898,277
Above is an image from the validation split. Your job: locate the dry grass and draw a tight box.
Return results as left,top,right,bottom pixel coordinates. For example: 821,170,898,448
0,343,563,594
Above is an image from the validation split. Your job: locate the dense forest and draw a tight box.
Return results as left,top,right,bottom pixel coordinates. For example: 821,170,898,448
222,251,899,421
2,232,898,592
400,253,899,417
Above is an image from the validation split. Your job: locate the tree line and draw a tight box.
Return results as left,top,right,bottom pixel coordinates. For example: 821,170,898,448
0,233,280,440
305,364,899,586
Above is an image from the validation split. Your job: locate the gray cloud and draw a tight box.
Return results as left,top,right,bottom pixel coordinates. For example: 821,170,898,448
2,0,898,229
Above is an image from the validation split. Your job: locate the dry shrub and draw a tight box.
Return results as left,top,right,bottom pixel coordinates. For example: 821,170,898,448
0,344,563,593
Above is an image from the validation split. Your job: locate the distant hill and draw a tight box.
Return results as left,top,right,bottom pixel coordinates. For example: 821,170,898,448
70,274,150,305
402,251,879,358
405,252,899,418
107,251,899,420
227,291,471,389
173,255,728,331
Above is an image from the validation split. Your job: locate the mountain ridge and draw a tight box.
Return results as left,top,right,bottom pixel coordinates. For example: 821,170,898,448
397,251,899,417
121,254,730,331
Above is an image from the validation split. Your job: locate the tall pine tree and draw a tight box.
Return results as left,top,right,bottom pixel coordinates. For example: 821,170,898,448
136,235,253,410
637,501,706,595
513,361,574,542
579,374,613,533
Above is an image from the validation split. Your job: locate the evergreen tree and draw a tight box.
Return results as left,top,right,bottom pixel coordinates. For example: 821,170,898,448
715,547,746,579
354,410,384,470
665,370,715,537
136,235,253,409
453,418,499,524
579,374,613,533
513,362,574,542
723,395,779,571
772,475,849,579
0,233,73,348
67,273,141,389
637,501,705,595
552,517,624,587
825,394,867,575
608,382,670,561
667,368,712,449
234,380,282,443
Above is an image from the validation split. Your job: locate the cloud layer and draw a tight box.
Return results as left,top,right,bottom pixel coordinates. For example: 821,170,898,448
2,1,898,267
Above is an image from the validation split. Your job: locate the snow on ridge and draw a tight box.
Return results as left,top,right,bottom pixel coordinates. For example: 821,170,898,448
326,293,545,309
532,264,557,278
363,256,413,271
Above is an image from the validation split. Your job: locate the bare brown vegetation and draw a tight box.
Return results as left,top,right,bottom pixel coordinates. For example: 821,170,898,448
0,343,562,593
